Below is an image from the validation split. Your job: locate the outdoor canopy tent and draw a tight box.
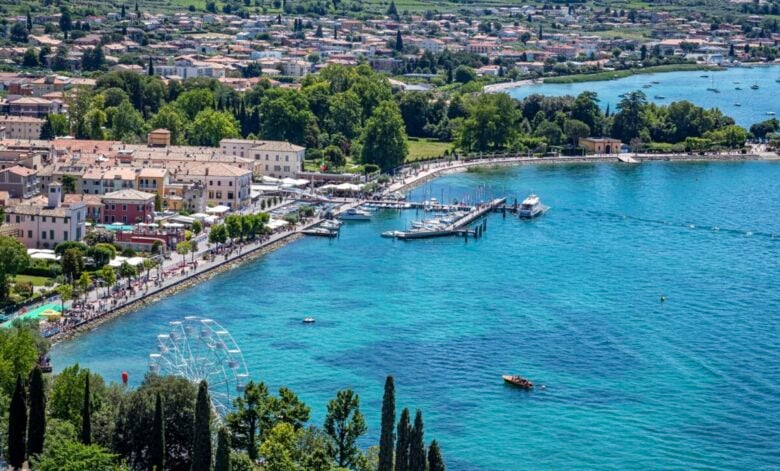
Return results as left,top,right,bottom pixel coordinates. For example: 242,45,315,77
206,205,231,215
109,256,146,268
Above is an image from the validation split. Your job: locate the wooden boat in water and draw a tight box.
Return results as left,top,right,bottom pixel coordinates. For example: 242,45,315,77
502,375,534,389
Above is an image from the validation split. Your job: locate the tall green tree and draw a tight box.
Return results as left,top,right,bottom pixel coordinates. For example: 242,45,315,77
611,91,647,143
150,392,165,471
27,366,46,456
395,30,403,51
378,376,395,471
408,410,425,471
427,440,445,471
215,427,231,471
360,100,408,171
59,6,72,39
394,408,410,471
81,374,91,445
324,389,367,469
192,380,212,471
188,109,239,147
8,375,28,469
226,381,270,461
0,236,30,304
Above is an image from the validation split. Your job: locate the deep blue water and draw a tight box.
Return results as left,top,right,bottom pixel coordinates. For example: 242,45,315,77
507,65,780,127
52,162,780,470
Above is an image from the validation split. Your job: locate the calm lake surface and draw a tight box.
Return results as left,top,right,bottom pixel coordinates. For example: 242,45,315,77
52,161,780,470
507,65,780,127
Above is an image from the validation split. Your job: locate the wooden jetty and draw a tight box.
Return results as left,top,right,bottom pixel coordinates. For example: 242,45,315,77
394,197,506,240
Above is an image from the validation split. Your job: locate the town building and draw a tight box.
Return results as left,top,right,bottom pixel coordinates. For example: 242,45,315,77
4,183,87,249
174,162,252,209
101,189,156,224
0,116,44,140
0,166,40,199
220,138,305,179
579,137,622,155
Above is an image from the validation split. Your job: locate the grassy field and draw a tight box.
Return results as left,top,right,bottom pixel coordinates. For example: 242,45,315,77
406,138,452,162
544,64,722,84
13,275,54,287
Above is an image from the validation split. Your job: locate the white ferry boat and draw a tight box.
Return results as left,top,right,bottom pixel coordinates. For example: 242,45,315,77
339,208,372,221
518,194,546,219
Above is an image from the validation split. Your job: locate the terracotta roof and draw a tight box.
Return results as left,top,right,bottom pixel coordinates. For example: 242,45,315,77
102,189,156,202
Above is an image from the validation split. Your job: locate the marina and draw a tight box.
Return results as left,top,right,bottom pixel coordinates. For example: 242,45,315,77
381,197,506,240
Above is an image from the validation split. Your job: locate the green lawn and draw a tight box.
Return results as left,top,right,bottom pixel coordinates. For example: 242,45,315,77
406,139,452,162
13,275,54,287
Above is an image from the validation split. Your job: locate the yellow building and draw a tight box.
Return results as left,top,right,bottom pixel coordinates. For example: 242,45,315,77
579,137,622,155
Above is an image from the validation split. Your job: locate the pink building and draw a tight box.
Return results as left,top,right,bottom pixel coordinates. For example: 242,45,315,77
101,189,156,224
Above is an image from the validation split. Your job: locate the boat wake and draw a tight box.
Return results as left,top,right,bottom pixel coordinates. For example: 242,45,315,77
560,208,780,240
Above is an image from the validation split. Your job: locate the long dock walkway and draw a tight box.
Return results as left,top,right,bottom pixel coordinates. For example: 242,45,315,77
446,197,506,231
394,197,505,240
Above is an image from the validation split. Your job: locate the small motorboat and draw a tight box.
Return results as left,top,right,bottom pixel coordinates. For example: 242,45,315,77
654,95,666,100
734,103,742,107
767,111,776,116
751,84,760,90
302,317,316,324
339,208,372,221
735,87,743,90
503,375,534,390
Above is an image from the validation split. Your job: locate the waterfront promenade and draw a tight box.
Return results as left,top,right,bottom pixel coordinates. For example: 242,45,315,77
44,198,362,343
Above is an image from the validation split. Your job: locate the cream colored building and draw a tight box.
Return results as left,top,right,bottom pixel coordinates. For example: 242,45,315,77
174,163,251,210
0,116,44,140
4,183,87,248
220,138,305,179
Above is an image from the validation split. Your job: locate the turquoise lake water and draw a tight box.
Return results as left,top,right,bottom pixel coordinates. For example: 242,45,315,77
507,65,780,127
52,161,780,470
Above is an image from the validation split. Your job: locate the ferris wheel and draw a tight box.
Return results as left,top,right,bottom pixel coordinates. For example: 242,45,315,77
148,316,249,417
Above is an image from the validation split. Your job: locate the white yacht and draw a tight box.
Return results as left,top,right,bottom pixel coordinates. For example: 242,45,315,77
518,194,545,219
339,208,372,221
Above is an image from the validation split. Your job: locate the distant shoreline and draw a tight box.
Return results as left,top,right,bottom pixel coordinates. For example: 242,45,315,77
484,64,725,93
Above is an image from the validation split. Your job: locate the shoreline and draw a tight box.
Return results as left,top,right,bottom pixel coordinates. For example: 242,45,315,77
50,232,303,345
50,152,772,344
387,152,767,194
486,63,780,92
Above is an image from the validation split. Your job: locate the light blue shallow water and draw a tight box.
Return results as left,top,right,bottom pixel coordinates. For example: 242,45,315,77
52,162,780,470
507,65,780,127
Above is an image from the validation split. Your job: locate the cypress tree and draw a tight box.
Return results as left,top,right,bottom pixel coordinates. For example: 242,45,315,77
151,392,165,471
408,410,425,471
394,408,410,471
27,366,46,457
8,375,27,469
81,374,91,445
192,380,212,471
395,31,403,51
148,56,154,76
121,4,126,17
427,440,445,471
378,376,395,471
215,427,231,471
